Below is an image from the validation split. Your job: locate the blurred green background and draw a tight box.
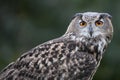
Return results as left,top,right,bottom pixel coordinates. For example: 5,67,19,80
0,0,120,80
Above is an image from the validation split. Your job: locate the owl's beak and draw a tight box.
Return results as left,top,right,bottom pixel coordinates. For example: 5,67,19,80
88,26,93,37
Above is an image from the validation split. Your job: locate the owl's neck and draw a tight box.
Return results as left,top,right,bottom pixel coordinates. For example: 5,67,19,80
64,33,108,60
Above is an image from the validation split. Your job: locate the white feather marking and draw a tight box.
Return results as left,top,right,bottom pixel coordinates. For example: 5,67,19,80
98,38,107,54
71,35,76,40
60,56,66,60
75,47,79,51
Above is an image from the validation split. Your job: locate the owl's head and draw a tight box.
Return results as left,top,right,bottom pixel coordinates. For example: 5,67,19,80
66,12,113,43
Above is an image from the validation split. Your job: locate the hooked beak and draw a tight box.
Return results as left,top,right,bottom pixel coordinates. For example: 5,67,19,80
89,26,93,37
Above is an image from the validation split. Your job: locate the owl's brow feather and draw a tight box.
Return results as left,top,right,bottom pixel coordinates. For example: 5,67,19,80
99,13,112,20
71,13,83,20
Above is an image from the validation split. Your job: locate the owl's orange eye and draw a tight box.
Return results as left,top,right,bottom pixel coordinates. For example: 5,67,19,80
95,20,103,26
79,21,87,27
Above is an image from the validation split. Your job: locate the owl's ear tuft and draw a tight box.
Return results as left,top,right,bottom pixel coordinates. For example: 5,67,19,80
71,13,83,20
100,13,112,20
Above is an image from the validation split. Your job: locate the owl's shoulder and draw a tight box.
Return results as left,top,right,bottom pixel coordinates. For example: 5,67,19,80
18,36,79,61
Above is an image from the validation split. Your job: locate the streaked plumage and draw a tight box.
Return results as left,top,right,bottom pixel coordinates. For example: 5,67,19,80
0,12,113,80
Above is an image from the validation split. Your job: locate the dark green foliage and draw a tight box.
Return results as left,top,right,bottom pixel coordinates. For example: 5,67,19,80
0,0,120,80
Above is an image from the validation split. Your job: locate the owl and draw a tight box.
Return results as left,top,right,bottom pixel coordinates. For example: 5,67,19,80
0,12,113,80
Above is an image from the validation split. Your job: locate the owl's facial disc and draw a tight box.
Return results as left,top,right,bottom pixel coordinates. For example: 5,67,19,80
78,13,105,38
79,20,103,38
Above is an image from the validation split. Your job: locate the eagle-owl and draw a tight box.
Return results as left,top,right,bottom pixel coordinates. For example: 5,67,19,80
0,12,113,80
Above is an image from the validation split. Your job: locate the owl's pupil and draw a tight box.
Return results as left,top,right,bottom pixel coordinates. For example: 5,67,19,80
97,22,99,24
82,22,85,25
97,22,101,25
